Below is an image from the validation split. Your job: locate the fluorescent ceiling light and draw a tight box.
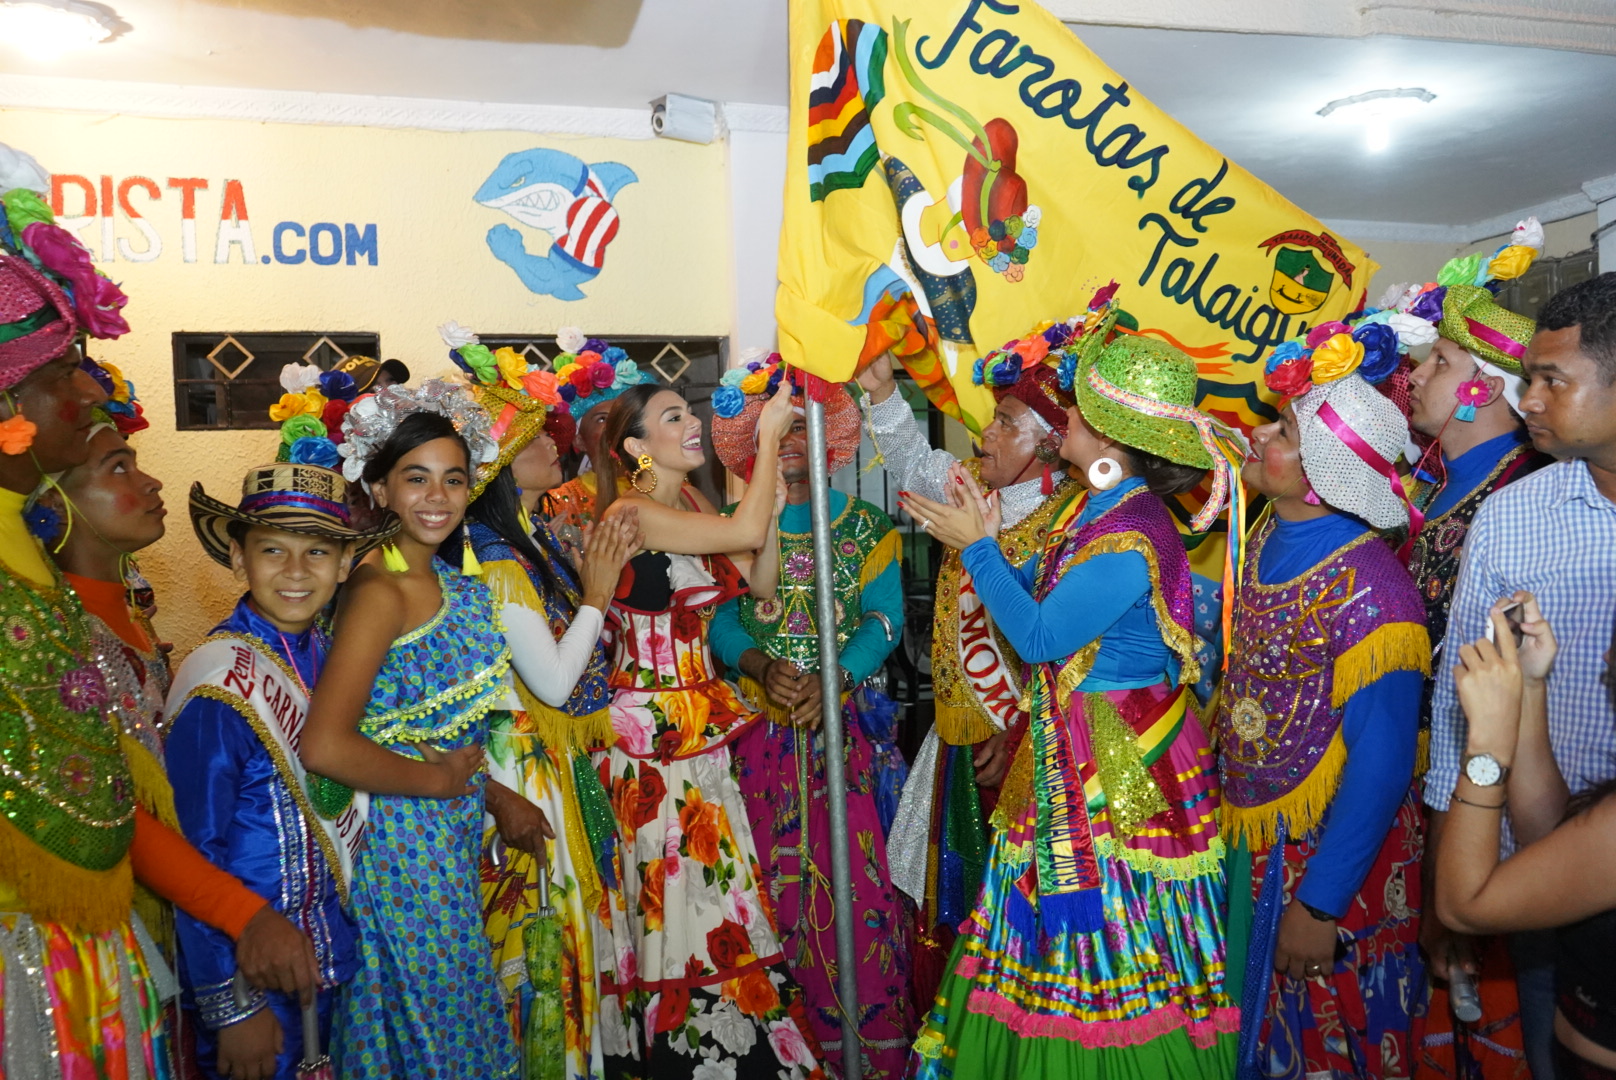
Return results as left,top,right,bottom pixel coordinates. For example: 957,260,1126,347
1317,87,1436,155
0,0,127,61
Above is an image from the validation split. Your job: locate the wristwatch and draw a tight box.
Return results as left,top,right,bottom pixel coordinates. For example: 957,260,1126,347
839,666,855,694
1462,752,1510,788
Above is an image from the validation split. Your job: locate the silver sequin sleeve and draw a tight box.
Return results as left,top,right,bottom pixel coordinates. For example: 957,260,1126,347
863,389,957,503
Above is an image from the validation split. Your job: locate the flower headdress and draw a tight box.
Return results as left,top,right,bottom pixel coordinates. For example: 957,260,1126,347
80,354,147,436
266,361,361,471
337,378,499,489
537,326,655,421
711,348,860,479
436,320,563,499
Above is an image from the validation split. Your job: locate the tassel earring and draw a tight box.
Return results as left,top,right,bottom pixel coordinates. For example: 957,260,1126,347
461,534,483,577
381,542,409,573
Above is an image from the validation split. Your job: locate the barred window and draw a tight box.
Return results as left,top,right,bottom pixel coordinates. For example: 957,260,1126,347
172,332,380,431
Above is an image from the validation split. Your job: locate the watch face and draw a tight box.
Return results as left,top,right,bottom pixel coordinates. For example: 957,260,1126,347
1466,754,1503,787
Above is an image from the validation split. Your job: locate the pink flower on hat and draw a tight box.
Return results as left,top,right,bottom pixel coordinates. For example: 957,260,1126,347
21,223,128,339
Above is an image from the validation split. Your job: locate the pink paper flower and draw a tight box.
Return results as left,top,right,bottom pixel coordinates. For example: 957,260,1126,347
22,223,129,339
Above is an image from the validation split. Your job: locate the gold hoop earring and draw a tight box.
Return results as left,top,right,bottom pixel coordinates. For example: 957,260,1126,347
630,453,658,494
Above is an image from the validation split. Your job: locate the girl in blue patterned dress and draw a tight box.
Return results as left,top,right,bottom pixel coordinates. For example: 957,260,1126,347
300,383,519,1079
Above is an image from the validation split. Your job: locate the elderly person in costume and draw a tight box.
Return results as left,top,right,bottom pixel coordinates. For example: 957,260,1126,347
858,319,1085,1002
534,327,657,558
166,435,397,1080
298,378,518,1078
1222,326,1431,1080
707,354,913,1080
902,291,1239,1078
0,153,318,1079
1380,223,1552,1079
447,326,642,1080
584,378,828,1079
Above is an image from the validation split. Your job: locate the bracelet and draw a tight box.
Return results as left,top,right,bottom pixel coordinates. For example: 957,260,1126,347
1298,900,1338,923
1451,792,1507,810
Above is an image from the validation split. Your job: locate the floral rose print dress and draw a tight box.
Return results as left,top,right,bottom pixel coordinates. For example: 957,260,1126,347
593,544,825,1080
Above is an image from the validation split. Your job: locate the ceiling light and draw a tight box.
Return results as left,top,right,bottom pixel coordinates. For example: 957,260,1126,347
1317,87,1436,155
0,0,128,61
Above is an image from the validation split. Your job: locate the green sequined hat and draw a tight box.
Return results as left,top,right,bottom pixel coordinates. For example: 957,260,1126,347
1439,284,1536,376
1076,336,1214,470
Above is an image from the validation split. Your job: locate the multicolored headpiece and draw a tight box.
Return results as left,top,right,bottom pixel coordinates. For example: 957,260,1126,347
265,360,363,472
337,378,499,490
541,326,655,421
1264,326,1416,535
0,142,129,393
80,354,147,436
436,320,563,499
711,349,860,480
1376,217,1541,409
971,317,1080,436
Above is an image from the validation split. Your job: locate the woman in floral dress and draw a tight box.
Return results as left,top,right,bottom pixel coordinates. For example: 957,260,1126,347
590,382,826,1080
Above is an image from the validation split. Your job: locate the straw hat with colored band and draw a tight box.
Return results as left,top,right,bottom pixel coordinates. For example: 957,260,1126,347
189,464,399,568
710,351,860,479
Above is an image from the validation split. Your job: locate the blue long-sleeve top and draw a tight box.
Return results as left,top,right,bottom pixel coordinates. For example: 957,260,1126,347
958,478,1177,691
710,492,904,684
1426,428,1530,519
1258,513,1422,918
165,599,358,1027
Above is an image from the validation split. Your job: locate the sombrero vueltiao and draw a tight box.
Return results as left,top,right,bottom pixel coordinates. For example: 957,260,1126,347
189,463,398,568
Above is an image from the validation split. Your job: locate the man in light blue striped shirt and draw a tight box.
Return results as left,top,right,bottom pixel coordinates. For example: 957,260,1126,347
1426,272,1616,1080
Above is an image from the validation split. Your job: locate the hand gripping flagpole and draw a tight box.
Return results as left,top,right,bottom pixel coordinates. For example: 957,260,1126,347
805,391,862,1080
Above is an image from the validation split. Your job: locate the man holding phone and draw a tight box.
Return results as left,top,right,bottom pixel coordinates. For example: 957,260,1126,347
1426,272,1616,1080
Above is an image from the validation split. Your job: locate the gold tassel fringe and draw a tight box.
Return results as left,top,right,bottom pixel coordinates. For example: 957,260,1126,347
932,697,1002,747
0,815,134,933
513,685,616,752
1332,622,1432,708
740,675,793,726
121,735,179,832
1221,727,1347,850
858,528,903,591
991,734,1037,831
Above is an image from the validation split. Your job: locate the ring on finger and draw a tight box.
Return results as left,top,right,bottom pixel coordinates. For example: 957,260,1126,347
920,518,932,531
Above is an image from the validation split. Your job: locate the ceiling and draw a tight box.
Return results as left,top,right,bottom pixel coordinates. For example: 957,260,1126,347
3,0,1614,228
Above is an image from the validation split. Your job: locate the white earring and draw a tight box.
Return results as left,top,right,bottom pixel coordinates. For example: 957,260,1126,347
1087,456,1122,491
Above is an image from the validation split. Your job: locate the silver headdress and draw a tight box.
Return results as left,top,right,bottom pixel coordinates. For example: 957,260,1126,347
338,378,499,488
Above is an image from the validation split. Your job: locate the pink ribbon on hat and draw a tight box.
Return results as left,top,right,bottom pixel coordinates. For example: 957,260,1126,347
1464,317,1527,360
488,402,519,441
1315,400,1423,558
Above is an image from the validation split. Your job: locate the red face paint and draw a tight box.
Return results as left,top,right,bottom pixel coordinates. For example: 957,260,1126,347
114,492,142,515
58,399,82,425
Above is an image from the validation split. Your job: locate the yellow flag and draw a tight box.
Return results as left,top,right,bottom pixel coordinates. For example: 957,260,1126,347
776,0,1377,435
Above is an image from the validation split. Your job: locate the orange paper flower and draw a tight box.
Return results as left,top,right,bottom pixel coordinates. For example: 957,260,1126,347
0,414,37,455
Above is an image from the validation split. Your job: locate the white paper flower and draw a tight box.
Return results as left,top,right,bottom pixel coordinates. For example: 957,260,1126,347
437,320,478,348
738,346,771,365
1387,311,1439,351
0,142,49,196
1511,216,1545,255
1376,282,1415,312
1022,205,1042,228
279,362,321,394
556,326,588,353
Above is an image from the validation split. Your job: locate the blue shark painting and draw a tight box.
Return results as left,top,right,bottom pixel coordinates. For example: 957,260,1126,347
475,148,638,301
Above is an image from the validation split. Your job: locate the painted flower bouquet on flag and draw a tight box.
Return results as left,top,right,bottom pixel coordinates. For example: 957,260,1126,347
777,0,1378,437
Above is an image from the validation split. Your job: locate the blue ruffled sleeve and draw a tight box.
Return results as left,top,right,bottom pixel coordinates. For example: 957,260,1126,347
959,537,1149,665
1294,669,1422,917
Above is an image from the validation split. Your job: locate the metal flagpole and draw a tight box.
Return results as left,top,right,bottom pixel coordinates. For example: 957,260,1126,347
804,394,861,1080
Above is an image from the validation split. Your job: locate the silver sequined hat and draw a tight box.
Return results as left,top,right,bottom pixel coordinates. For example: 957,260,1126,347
338,378,499,490
1292,373,1412,531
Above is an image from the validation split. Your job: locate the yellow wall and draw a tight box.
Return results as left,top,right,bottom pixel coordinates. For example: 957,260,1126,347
3,109,733,649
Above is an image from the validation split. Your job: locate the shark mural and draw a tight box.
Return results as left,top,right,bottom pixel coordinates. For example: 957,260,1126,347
475,148,638,301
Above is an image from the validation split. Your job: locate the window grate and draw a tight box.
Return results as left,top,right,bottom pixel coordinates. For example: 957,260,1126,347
173,331,380,431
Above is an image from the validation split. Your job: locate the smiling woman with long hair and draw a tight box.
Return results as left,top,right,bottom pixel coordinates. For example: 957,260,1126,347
298,383,519,1079
584,382,827,1080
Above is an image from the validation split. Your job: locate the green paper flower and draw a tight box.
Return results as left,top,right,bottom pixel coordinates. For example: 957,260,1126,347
1438,254,1484,288
2,189,55,239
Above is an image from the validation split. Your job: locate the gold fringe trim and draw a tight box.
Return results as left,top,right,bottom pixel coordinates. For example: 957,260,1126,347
1221,727,1347,850
1051,531,1202,712
1415,727,1431,781
513,685,616,751
1331,622,1432,709
858,528,903,591
0,814,134,933
933,697,1002,747
120,735,179,832
736,675,849,727
991,732,1037,831
1095,833,1227,882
